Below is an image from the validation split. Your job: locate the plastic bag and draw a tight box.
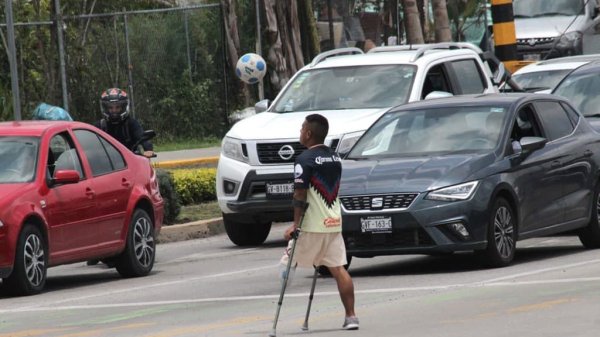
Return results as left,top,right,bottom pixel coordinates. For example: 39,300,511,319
32,103,73,121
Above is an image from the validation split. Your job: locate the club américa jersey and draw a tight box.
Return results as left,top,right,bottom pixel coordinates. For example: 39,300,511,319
294,144,342,233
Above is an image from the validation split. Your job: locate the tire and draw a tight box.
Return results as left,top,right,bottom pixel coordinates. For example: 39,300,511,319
578,184,600,248
479,197,516,268
223,213,271,246
116,209,156,278
3,224,47,296
317,255,352,276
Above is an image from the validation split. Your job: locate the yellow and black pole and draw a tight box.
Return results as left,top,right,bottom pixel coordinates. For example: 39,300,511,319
490,0,523,73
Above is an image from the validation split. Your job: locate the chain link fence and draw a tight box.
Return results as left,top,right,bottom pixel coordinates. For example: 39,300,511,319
0,4,238,142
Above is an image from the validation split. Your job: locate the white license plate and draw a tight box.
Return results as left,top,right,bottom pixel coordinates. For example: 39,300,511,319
360,216,392,233
523,53,541,61
266,182,294,196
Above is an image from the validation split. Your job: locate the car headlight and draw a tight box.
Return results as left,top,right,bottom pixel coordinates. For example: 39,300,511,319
426,181,479,201
557,31,582,49
337,131,364,155
221,136,248,163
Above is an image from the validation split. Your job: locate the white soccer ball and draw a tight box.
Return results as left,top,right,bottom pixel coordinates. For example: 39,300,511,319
235,53,267,84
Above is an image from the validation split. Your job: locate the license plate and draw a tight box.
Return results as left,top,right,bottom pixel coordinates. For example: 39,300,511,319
266,182,294,198
360,216,392,233
523,53,541,61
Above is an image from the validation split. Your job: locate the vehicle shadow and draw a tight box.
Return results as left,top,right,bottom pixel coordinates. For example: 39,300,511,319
347,244,586,278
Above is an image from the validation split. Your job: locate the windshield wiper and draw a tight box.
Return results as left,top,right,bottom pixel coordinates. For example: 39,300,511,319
513,14,532,18
532,12,570,17
584,114,600,118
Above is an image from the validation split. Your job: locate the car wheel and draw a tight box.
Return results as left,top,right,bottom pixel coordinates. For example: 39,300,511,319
3,224,47,296
480,197,516,267
317,255,352,276
223,213,271,246
116,209,156,278
578,184,600,248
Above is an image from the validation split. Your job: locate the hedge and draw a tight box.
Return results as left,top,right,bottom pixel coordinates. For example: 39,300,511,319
155,167,217,225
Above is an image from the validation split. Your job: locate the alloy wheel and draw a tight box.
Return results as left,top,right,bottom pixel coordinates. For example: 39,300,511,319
493,205,514,259
23,233,45,287
133,216,155,268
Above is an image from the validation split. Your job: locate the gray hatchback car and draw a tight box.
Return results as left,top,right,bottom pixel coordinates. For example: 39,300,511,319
340,93,600,268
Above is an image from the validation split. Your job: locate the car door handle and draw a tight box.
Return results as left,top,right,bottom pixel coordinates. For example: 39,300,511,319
584,149,593,157
85,187,95,199
551,161,561,168
122,178,131,187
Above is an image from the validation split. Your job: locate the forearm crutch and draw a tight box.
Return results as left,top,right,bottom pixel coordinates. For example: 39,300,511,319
269,202,309,337
301,266,319,331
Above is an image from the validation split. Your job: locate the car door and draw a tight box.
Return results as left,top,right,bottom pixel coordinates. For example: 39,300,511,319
534,100,591,224
73,129,132,247
42,131,96,259
509,103,567,234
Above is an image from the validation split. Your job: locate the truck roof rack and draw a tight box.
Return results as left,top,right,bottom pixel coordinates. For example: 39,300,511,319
309,47,364,67
367,42,482,62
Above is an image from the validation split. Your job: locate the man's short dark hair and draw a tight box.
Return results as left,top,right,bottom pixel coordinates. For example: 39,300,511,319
305,114,329,143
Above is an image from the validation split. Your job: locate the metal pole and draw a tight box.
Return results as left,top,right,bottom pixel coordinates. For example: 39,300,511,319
255,0,264,100
184,11,193,83
327,0,334,48
5,0,21,120
483,2,490,52
220,3,230,129
55,0,69,111
124,13,135,118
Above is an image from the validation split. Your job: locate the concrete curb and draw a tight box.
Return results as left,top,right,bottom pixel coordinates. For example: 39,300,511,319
152,156,219,169
157,217,224,244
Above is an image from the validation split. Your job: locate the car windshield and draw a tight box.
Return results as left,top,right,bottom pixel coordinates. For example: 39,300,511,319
271,65,416,112
512,69,572,91
513,0,584,18
0,137,39,183
347,105,507,159
553,72,600,117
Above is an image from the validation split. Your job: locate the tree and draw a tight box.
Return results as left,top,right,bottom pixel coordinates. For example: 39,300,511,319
432,0,452,42
402,0,425,44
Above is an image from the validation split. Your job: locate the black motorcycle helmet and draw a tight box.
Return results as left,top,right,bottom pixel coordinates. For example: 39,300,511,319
100,88,129,124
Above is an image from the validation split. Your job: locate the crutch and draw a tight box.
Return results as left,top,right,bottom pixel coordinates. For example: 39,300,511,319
269,202,309,337
301,266,319,331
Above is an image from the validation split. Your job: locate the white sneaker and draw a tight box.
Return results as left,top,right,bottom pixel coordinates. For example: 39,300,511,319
342,316,359,330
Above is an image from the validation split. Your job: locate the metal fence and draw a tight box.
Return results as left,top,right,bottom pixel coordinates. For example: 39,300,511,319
0,3,236,141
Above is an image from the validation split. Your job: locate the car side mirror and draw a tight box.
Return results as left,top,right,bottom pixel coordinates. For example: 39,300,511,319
424,91,454,100
52,169,80,185
520,136,547,153
255,99,271,113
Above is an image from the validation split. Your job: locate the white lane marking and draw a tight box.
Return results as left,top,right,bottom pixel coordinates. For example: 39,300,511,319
3,276,600,314
159,248,259,264
480,258,600,283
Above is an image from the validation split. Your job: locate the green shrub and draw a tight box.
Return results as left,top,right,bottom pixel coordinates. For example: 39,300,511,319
156,169,182,225
171,168,217,205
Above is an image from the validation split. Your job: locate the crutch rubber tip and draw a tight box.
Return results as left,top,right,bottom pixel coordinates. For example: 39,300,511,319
301,325,309,331
268,330,276,337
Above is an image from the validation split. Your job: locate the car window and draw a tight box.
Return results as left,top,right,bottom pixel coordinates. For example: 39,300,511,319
553,72,600,117
74,129,124,176
447,59,486,94
49,133,84,180
99,136,126,170
512,69,571,92
348,105,507,158
534,101,575,141
0,136,39,183
560,102,581,126
510,104,543,142
272,65,416,112
422,64,452,99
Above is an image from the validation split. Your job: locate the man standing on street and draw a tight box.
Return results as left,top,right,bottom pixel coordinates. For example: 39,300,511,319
283,113,359,330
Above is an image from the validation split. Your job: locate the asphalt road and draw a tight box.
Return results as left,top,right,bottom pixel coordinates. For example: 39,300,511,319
1,224,599,337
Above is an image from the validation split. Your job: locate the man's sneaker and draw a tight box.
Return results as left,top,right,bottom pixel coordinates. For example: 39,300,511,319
342,316,359,330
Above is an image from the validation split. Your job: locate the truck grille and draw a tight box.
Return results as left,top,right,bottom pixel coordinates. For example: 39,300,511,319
340,193,418,211
257,142,307,164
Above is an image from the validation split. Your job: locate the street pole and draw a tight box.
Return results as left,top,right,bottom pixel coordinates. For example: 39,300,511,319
5,0,21,120
255,0,264,100
55,0,69,111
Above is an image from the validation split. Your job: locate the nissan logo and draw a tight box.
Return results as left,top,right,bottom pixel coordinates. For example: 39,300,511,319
278,145,295,160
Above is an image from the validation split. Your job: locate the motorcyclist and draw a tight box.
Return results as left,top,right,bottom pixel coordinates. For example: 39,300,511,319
95,87,154,158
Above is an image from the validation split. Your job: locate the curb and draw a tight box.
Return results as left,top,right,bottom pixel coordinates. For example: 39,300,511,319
153,156,219,169
157,217,224,244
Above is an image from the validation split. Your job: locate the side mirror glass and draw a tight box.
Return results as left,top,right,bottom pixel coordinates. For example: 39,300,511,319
255,99,271,113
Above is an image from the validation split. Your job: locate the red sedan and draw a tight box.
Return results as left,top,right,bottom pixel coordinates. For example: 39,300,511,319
0,121,164,296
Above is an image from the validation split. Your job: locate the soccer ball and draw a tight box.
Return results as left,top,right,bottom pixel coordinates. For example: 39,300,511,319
235,53,267,84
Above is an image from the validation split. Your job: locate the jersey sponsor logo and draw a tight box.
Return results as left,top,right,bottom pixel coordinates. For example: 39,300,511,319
314,155,341,165
294,163,303,178
323,217,341,227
